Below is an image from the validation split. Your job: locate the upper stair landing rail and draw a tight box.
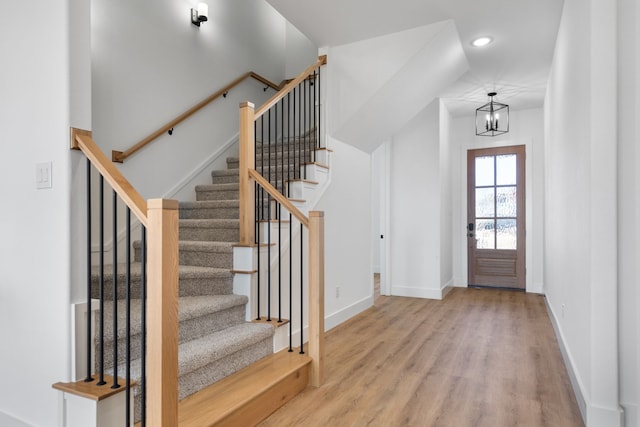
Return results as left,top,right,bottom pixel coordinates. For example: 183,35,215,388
112,72,294,163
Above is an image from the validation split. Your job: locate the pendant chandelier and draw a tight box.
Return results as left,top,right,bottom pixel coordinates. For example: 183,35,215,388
475,92,509,137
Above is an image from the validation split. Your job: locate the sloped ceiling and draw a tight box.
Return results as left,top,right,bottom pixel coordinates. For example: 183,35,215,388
329,21,469,152
267,0,564,116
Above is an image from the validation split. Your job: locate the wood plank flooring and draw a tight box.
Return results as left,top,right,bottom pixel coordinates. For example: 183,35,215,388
258,287,584,427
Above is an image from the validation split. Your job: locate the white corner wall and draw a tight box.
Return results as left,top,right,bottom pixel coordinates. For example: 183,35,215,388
618,0,640,425
388,100,451,299
450,108,545,294
316,139,373,330
544,0,622,425
0,0,91,424
439,101,453,288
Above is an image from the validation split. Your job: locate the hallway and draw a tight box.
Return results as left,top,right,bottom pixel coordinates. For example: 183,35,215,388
259,288,583,426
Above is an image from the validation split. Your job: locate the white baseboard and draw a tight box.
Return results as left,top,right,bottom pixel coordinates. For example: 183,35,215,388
325,295,374,331
527,281,544,294
545,298,587,424
392,285,448,300
545,297,624,427
620,402,637,427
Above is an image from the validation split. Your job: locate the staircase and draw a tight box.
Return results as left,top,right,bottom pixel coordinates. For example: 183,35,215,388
92,137,321,424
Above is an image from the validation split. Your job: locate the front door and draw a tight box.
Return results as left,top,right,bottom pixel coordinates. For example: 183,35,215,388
467,145,525,289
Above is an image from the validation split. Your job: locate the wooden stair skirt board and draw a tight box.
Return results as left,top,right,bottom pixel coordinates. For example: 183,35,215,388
178,349,311,426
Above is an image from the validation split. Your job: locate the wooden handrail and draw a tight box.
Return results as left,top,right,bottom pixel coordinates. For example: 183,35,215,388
71,128,148,226
112,72,285,163
255,55,327,119
249,169,310,228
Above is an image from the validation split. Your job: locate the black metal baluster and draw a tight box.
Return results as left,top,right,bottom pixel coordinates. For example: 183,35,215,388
111,191,120,389
85,159,94,382
255,119,261,320
278,99,284,323
317,67,322,153
294,86,298,181
125,207,131,423
303,80,307,179
288,211,293,352
98,176,106,386
313,69,318,163
267,109,272,322
140,226,147,427
277,202,282,323
299,223,304,354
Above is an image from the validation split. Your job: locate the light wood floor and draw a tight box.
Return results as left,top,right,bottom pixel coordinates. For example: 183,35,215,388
259,287,584,427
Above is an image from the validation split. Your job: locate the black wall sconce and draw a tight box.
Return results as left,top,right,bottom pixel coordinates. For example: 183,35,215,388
191,3,208,27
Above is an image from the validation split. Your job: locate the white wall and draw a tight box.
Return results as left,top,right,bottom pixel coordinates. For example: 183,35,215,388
544,0,621,425
617,0,640,425
439,102,453,288
387,100,451,299
0,0,90,424
316,139,373,329
92,0,316,200
450,108,545,294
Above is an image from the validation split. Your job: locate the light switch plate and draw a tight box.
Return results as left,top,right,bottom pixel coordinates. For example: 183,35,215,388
36,161,52,189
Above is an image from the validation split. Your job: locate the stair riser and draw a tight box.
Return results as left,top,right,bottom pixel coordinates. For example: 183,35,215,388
91,274,233,299
97,305,247,371
210,174,239,184
196,189,239,201
180,206,239,220
179,226,239,242
178,250,233,269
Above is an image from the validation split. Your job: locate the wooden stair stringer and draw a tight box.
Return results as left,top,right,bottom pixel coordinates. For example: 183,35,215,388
178,348,311,426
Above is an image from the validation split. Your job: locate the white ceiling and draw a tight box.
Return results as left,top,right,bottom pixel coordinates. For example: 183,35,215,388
267,0,565,116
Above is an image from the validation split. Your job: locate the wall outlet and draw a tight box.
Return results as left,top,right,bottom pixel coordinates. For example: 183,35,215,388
335,285,340,298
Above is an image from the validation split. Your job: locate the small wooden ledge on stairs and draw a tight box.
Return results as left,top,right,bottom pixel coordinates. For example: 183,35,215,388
303,162,330,170
252,317,290,327
178,348,311,427
287,178,319,185
53,375,133,427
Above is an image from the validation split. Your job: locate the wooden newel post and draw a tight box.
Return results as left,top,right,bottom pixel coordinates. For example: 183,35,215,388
239,102,256,246
147,199,180,426
308,211,325,387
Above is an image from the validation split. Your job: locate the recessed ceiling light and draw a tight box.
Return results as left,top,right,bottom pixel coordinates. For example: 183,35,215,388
471,36,493,47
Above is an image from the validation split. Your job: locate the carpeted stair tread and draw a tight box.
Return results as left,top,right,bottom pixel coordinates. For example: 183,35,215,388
195,183,239,192
180,219,239,228
100,294,249,339
91,263,233,298
179,200,239,220
92,262,231,278
179,240,234,252
114,323,275,385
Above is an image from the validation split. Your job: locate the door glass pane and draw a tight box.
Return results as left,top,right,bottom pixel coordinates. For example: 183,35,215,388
476,188,495,217
476,219,495,249
475,156,494,186
496,219,517,249
496,186,517,217
496,154,517,185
